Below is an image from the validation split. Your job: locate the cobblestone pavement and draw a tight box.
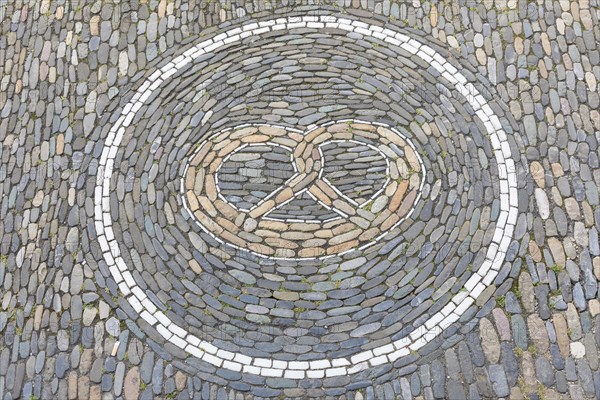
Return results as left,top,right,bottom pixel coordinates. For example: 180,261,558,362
1,0,600,399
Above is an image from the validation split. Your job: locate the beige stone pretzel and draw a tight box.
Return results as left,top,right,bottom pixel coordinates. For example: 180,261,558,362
184,121,423,259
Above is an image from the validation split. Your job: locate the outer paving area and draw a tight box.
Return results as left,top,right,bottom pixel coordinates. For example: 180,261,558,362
1,0,600,399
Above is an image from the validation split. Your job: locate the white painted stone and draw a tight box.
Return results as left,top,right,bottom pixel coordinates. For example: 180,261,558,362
223,360,242,372
285,370,305,379
307,369,325,378
440,313,460,328
128,296,143,313
140,311,157,325
471,282,486,298
243,365,261,375
186,345,204,359
156,324,172,340
326,367,347,377
456,297,475,314
216,349,234,360
347,362,369,374
535,188,550,219
261,368,282,377
169,335,187,349
388,348,410,362
234,353,252,365
570,342,586,358
483,270,498,285
355,27,372,36
332,358,351,367
153,311,170,327
425,312,445,330
289,361,309,370
254,358,271,368
465,274,481,291
200,342,218,354
202,353,222,367
310,360,331,370
187,336,201,347
351,351,373,364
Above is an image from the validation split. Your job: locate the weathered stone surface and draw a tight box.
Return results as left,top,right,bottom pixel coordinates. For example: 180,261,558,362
2,2,597,398
124,367,140,400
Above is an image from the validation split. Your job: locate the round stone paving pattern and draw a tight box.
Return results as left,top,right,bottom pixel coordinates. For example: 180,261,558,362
92,14,522,381
5,1,600,398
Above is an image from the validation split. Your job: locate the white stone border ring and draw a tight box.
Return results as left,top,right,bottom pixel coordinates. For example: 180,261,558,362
94,15,518,379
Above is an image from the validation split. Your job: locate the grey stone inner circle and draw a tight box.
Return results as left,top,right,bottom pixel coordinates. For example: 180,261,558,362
217,144,297,214
94,14,518,379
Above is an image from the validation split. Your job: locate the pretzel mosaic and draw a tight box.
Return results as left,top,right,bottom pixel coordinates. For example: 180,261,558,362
182,121,424,259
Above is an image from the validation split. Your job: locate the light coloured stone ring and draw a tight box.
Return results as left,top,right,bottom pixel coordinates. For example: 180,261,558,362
95,15,518,379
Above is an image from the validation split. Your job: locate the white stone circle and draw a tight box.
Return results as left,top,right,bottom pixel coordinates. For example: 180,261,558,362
94,15,518,379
